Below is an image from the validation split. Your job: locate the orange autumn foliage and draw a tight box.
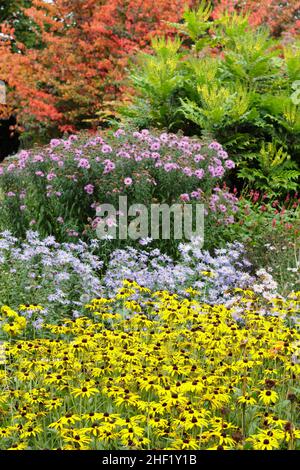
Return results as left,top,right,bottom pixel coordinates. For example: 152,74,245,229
2,0,299,138
0,0,195,136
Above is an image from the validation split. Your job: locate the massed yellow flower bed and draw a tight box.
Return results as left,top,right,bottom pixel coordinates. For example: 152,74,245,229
0,283,300,450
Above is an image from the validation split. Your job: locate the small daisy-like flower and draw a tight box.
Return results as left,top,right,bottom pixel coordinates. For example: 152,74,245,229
124,177,133,186
258,389,279,405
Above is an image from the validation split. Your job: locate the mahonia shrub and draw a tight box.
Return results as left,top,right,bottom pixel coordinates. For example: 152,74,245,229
121,3,300,188
0,129,238,256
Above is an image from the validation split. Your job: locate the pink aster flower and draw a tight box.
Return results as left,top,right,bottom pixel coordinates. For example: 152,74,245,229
50,139,61,148
194,154,205,162
225,159,235,169
219,204,227,213
84,184,94,195
218,150,228,160
180,193,190,202
101,144,112,154
107,217,116,228
150,142,160,151
114,129,125,138
194,169,205,179
124,177,133,186
33,154,44,163
47,173,56,181
183,167,193,176
78,158,90,169
208,141,223,151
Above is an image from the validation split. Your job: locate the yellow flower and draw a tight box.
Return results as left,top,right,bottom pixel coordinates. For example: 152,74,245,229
49,414,81,430
1,306,18,318
237,394,257,405
249,435,279,450
0,286,299,450
258,389,279,405
114,392,140,407
19,304,43,312
20,423,43,439
171,436,200,450
71,384,99,398
201,271,216,278
0,427,13,438
3,319,26,336
62,429,92,448
44,398,63,411
8,441,28,450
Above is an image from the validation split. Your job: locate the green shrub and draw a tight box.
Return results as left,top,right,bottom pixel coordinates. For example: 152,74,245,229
222,189,300,294
120,3,300,191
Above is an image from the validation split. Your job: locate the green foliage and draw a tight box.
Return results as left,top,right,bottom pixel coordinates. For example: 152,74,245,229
120,37,184,129
180,82,253,130
0,0,41,49
223,191,300,295
169,1,212,45
121,4,300,190
238,142,300,192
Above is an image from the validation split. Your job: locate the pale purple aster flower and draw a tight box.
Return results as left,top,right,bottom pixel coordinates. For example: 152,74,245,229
194,169,205,179
102,144,112,154
84,184,94,195
78,158,90,169
124,177,133,186
50,138,61,148
225,159,235,169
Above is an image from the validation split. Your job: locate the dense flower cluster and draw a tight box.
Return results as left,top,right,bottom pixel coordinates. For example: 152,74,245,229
0,231,103,322
1,231,280,328
0,284,300,450
0,130,235,189
0,2,299,454
104,240,257,303
0,130,237,245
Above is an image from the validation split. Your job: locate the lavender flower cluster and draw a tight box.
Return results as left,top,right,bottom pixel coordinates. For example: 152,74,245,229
104,240,256,304
0,130,235,185
0,231,104,323
0,231,279,327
